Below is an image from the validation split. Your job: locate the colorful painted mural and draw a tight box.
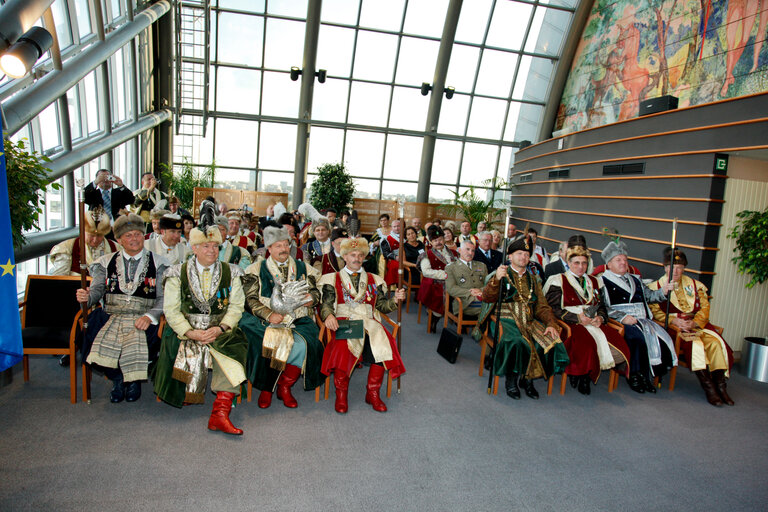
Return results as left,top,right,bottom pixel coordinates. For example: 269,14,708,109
556,0,768,134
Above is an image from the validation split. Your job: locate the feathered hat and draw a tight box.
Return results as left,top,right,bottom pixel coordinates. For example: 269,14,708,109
298,202,330,235
189,196,222,245
273,201,287,221
340,210,368,256
84,206,112,236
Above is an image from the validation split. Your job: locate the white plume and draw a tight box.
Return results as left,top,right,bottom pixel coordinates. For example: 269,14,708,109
273,201,287,220
297,202,324,222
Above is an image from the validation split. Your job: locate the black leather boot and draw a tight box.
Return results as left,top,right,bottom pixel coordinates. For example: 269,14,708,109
642,373,657,394
520,377,539,399
627,373,645,394
109,376,125,403
505,372,520,400
577,375,591,395
125,381,141,402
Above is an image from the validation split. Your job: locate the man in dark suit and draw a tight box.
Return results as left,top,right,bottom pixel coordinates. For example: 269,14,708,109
84,169,134,221
543,242,568,284
473,231,503,274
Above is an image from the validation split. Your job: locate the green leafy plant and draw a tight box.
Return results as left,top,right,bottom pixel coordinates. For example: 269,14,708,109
727,207,768,288
4,138,60,249
438,177,514,230
159,158,216,210
309,162,355,211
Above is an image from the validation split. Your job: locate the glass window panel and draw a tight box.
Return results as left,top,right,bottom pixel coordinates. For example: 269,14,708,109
45,178,64,230
381,180,418,202
352,31,398,82
216,67,261,114
217,13,264,66
497,146,513,183
39,103,60,152
321,0,360,25
432,139,462,185
466,97,507,140
388,86,428,131
51,0,73,49
403,0,448,38
84,71,100,134
67,87,82,140
352,178,380,199
317,26,355,78
475,50,518,98
267,0,307,17
74,0,92,39
486,1,532,51
110,0,122,21
111,48,126,123
540,0,579,8
383,134,421,181
307,127,344,173
437,94,470,135
503,101,522,141
344,131,384,178
513,57,553,103
259,122,296,170
455,0,492,44
219,0,265,11
395,37,439,86
525,7,570,56
460,143,498,185
217,168,255,190
513,104,544,144
259,171,293,197
347,82,391,127
312,77,349,123
174,125,215,165
359,0,405,32
428,182,456,203
261,71,300,118
446,44,480,93
215,119,258,167
264,18,305,70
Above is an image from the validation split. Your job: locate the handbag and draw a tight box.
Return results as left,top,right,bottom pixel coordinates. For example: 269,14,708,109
437,326,463,364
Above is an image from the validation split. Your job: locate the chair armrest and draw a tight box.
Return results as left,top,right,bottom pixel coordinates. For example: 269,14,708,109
380,313,399,339
555,318,571,339
606,318,624,336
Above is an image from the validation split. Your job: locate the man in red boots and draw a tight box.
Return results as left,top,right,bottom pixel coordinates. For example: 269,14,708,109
318,236,406,413
153,222,249,435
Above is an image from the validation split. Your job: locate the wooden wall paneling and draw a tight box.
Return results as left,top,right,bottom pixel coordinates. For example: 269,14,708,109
353,199,398,234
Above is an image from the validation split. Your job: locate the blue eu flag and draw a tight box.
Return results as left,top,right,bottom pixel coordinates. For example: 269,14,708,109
0,110,23,373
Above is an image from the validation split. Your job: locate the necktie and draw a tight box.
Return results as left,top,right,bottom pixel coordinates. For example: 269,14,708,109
202,268,211,299
102,189,112,219
485,250,491,260
127,257,138,281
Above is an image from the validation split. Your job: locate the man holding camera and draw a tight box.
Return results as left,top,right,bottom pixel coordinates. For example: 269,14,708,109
84,169,134,221
134,172,167,227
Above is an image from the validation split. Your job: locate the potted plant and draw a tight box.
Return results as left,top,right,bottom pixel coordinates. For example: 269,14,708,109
159,158,216,211
438,177,514,229
4,138,60,249
727,206,768,289
309,162,355,212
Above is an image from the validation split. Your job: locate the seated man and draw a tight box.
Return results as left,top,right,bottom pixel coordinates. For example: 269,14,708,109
379,219,402,287
76,214,166,403
473,231,503,274
543,242,569,283
319,236,406,413
50,206,118,276
144,213,190,265
145,207,170,240
417,226,458,332
226,212,255,253
242,213,263,248
133,172,167,226
599,241,676,394
543,245,630,395
299,206,335,274
153,223,249,435
457,221,478,246
277,212,304,261
167,195,190,217
446,239,487,318
216,216,252,270
474,236,569,400
527,227,549,267
648,248,734,406
240,226,324,409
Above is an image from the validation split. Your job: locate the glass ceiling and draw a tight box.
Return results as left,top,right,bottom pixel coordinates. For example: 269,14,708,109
173,0,578,203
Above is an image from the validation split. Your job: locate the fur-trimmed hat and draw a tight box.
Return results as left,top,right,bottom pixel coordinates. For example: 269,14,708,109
188,226,222,245
340,237,369,257
150,208,170,221
427,225,444,241
113,213,146,239
601,240,628,264
84,206,112,236
507,235,533,255
663,247,687,266
226,211,242,222
263,225,291,247
214,215,229,229
159,213,183,231
565,245,591,262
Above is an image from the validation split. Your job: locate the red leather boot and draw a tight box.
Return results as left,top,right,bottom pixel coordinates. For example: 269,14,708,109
257,390,272,408
276,364,302,408
207,392,243,435
364,364,388,412
334,371,350,414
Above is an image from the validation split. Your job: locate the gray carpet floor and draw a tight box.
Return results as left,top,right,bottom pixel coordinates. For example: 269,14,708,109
2,307,768,511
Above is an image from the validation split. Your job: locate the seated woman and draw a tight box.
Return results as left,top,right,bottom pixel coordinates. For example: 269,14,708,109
403,226,425,286
648,248,734,406
490,230,502,251
369,213,391,246
443,227,457,252
543,246,630,395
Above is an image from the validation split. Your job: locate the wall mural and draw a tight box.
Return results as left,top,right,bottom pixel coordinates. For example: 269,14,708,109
555,0,768,134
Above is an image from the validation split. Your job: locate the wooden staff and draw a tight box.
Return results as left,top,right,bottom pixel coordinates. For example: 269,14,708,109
396,201,405,393
664,218,678,330
488,208,511,394
77,181,90,332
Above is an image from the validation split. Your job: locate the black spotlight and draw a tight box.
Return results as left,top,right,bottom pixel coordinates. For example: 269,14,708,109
444,86,455,99
420,82,431,96
0,26,54,79
290,66,301,81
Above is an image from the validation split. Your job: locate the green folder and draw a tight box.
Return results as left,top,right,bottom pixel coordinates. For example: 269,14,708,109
336,319,364,339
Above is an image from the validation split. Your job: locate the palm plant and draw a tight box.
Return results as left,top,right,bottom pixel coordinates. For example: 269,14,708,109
159,158,216,210
438,177,513,230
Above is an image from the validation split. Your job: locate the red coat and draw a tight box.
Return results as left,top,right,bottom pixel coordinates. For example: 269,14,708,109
384,235,400,286
416,248,455,315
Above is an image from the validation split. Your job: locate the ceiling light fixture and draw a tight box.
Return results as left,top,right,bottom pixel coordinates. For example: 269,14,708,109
0,26,53,79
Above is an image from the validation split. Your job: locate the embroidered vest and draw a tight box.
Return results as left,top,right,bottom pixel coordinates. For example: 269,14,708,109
560,275,599,308
334,272,378,308
105,253,158,299
179,261,232,317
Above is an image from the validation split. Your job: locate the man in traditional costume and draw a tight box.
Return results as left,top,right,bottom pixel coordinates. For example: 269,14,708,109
144,213,190,265
133,172,167,225
298,203,336,274
153,222,249,435
50,206,118,276
215,216,252,270
648,248,734,406
457,221,478,246
145,207,170,240
417,225,458,332
239,226,324,409
599,240,676,394
226,211,255,253
76,214,166,403
379,218,402,287
543,245,631,395
242,213,263,248
473,236,569,400
445,238,487,318
319,235,406,413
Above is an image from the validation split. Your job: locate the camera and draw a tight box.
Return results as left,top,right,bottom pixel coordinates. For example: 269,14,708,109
106,175,116,182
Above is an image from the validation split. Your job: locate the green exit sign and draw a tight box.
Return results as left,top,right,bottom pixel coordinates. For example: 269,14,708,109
714,155,728,172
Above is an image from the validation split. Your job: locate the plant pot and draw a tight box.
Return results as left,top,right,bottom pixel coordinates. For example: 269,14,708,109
742,337,768,383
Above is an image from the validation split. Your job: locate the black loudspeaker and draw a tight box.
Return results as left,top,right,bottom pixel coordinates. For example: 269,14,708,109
639,95,678,116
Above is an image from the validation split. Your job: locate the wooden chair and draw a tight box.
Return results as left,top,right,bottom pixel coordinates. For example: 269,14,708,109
443,292,478,334
417,302,437,334
653,320,725,391
403,265,420,314
557,318,623,395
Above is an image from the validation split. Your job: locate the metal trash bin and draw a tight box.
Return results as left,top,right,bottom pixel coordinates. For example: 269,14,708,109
742,337,768,383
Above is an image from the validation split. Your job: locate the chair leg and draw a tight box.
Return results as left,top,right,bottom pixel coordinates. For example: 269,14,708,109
478,341,486,377
82,363,92,403
406,288,411,314
668,366,677,391
607,370,616,393
247,381,252,402
426,310,433,334
493,376,499,395
547,375,554,395
324,375,330,400
386,373,393,398
23,355,29,382
417,303,422,323
560,372,567,395
69,353,77,404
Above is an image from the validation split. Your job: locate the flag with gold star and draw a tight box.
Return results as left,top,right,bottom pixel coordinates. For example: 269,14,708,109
0,110,23,373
